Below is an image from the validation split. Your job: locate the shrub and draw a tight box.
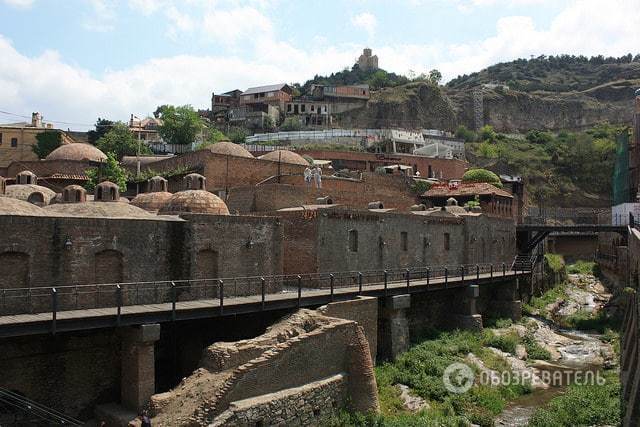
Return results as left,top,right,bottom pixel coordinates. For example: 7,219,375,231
566,260,596,275
482,331,519,354
462,168,503,188
455,125,477,142
544,253,565,273
522,334,551,360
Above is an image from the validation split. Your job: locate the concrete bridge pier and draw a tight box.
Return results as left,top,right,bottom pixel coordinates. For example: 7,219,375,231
379,294,411,360
121,323,161,411
455,284,483,331
491,281,522,322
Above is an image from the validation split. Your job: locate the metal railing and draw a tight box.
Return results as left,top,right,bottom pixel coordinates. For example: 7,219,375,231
524,207,611,226
0,263,519,319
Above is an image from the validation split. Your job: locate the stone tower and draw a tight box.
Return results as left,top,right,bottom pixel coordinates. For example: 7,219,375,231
357,48,379,71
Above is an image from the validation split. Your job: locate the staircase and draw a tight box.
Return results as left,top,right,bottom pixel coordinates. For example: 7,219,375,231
0,388,83,426
511,254,538,272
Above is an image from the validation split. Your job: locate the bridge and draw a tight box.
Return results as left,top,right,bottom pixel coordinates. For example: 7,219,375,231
0,263,527,338
517,208,627,254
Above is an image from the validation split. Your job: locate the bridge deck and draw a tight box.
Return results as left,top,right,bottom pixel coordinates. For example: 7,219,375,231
0,270,523,338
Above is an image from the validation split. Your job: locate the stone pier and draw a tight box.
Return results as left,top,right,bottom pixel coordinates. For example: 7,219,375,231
379,294,411,360
456,284,483,331
121,323,161,411
491,281,522,322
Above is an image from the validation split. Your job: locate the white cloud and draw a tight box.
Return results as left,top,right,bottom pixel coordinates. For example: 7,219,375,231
351,12,377,38
2,0,34,8
82,0,117,32
202,6,273,45
128,0,160,15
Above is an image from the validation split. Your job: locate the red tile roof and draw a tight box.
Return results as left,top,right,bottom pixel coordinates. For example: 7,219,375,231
423,182,513,198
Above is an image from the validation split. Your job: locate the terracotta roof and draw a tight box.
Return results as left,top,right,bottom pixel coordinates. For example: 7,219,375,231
130,192,173,212
158,190,229,216
46,143,107,162
0,196,44,216
259,150,309,166
423,182,513,198
205,141,254,158
44,173,88,180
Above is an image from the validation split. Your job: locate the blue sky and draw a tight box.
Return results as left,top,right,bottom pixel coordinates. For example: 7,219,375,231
0,0,638,129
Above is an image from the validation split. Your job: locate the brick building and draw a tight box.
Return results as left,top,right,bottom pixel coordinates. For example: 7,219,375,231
240,83,293,108
422,182,516,220
274,206,515,276
294,149,469,180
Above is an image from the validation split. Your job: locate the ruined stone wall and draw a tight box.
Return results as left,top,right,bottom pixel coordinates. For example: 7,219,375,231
212,374,347,427
151,310,379,426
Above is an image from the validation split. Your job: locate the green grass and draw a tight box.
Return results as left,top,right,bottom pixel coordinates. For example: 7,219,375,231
567,260,597,275
372,329,532,427
522,333,551,360
544,253,566,273
527,370,621,427
483,331,520,354
523,283,568,317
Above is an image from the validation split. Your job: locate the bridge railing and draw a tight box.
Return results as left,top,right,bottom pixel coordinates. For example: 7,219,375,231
0,263,515,317
524,207,611,226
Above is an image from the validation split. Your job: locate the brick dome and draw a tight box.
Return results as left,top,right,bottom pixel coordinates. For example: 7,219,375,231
0,196,44,216
46,143,107,162
205,141,254,158
158,190,229,216
43,201,165,219
131,192,173,212
259,150,309,166
5,184,57,206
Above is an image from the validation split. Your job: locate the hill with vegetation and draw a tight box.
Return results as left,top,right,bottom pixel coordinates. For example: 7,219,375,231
447,54,640,93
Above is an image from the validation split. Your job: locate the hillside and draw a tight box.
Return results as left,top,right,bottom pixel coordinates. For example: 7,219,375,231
332,55,639,133
447,54,640,92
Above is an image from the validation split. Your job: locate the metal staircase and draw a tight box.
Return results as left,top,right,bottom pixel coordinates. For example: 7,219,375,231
0,388,83,426
511,253,538,272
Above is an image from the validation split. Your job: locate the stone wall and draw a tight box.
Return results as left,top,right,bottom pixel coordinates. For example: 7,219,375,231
273,208,516,276
0,213,283,313
0,330,120,420
150,309,379,426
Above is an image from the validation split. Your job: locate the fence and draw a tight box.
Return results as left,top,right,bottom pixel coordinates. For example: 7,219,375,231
525,207,611,225
245,129,386,144
0,263,519,318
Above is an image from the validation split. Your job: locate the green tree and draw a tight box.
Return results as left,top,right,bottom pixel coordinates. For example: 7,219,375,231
428,69,442,85
462,168,503,188
155,105,203,145
455,125,476,142
228,127,248,144
479,125,498,142
96,122,151,160
84,152,129,192
32,131,62,159
207,127,227,143
280,117,302,131
88,118,115,145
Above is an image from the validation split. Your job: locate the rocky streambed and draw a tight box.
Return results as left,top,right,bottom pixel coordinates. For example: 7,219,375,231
493,273,616,426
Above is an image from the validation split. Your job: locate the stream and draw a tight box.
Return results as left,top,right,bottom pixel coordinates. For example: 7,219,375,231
493,273,616,426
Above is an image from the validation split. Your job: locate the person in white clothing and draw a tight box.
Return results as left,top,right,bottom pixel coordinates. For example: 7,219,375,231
304,166,312,186
314,165,322,189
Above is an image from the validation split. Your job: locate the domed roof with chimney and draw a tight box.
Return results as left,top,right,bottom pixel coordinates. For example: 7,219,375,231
259,150,309,166
131,176,173,212
0,196,45,216
205,141,254,158
5,184,57,206
158,173,229,216
46,143,107,162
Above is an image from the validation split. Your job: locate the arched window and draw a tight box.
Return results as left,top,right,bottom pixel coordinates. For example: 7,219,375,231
27,192,44,206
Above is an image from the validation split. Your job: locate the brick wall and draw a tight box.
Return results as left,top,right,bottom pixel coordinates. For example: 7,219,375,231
0,214,283,314
296,149,469,180
226,173,418,214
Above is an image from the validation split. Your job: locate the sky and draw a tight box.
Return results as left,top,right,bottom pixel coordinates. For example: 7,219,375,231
0,0,638,130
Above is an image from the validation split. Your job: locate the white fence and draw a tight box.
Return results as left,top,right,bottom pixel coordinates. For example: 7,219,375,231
245,129,385,144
